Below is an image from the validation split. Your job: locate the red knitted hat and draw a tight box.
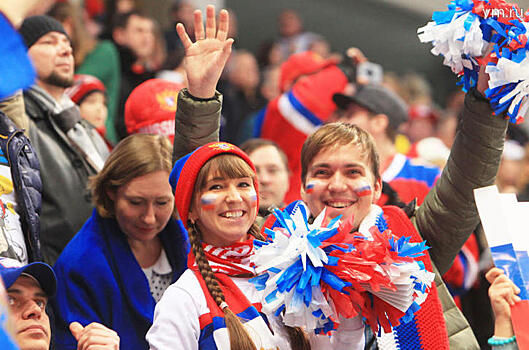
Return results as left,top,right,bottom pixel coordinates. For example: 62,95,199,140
125,79,185,142
65,74,105,105
279,51,338,92
169,142,259,228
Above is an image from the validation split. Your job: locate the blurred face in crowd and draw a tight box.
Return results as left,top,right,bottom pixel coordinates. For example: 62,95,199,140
229,52,260,91
248,145,289,209
116,0,136,14
335,105,373,133
79,91,108,130
117,14,155,61
7,276,50,350
248,145,289,210
28,31,74,89
279,10,302,37
301,143,381,228
110,170,174,244
404,118,436,144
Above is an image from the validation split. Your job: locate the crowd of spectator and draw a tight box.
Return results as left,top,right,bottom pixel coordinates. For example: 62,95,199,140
0,0,526,349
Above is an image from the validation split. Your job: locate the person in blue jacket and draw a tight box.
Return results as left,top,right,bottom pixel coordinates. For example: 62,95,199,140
51,134,189,350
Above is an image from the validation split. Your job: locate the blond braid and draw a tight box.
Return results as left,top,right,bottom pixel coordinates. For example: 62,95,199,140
188,222,257,350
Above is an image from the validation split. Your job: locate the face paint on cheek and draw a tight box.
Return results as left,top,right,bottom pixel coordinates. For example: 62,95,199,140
354,181,372,197
305,182,315,194
200,193,219,211
249,189,258,208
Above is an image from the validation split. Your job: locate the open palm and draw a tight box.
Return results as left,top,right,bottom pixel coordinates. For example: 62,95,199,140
177,5,233,99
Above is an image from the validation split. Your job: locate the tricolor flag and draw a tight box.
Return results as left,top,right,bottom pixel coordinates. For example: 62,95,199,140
355,183,372,197
200,194,217,211
475,185,529,350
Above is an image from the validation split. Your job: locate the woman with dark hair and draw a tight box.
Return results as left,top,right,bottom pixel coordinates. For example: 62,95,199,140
52,134,189,350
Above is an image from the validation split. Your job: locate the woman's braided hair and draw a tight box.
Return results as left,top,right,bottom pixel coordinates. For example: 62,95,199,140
188,154,311,350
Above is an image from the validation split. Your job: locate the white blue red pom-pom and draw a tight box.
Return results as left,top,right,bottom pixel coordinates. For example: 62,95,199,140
250,204,435,334
419,0,529,124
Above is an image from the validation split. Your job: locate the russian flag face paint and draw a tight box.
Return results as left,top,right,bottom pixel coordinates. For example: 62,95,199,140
354,181,372,197
306,182,315,194
200,193,218,211
249,189,258,208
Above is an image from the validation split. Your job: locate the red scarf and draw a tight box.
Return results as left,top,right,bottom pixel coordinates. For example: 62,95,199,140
187,237,262,320
188,237,256,276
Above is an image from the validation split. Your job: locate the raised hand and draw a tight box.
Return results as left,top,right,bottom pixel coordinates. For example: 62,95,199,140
176,5,233,99
70,321,120,350
0,0,53,26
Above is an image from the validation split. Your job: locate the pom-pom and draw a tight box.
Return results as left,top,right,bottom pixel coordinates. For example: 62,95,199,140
419,0,529,123
250,204,435,334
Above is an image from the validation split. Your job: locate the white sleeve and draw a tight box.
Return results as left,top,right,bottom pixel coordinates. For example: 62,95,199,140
146,282,201,350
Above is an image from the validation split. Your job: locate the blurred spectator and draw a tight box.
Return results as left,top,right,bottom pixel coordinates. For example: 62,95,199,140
516,143,529,201
333,83,440,206
496,140,524,194
276,9,320,60
402,103,439,144
99,0,141,40
48,1,121,144
19,15,110,264
436,109,458,149
156,47,187,84
308,35,332,58
163,1,195,55
112,11,157,140
260,65,281,102
65,74,110,143
240,139,290,217
279,51,337,93
221,50,266,144
398,72,433,105
125,79,184,143
407,137,450,169
256,40,282,70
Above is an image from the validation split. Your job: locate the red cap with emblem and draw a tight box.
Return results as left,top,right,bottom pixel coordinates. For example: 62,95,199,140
124,79,185,142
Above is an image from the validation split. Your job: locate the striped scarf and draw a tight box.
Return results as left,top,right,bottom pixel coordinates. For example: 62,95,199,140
188,238,256,276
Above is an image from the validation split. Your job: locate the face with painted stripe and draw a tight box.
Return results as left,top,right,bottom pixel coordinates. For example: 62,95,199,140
301,143,382,229
189,176,258,247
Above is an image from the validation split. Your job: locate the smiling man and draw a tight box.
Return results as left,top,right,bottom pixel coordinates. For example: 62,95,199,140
19,16,110,264
0,258,119,350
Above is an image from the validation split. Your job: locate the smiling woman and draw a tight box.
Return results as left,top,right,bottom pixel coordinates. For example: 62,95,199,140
51,134,189,350
147,142,312,350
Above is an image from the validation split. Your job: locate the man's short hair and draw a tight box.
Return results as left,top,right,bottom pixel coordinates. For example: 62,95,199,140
301,122,380,184
113,10,151,30
240,138,289,172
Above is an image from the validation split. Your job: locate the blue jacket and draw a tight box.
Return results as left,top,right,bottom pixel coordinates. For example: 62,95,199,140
51,210,189,350
0,111,42,262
